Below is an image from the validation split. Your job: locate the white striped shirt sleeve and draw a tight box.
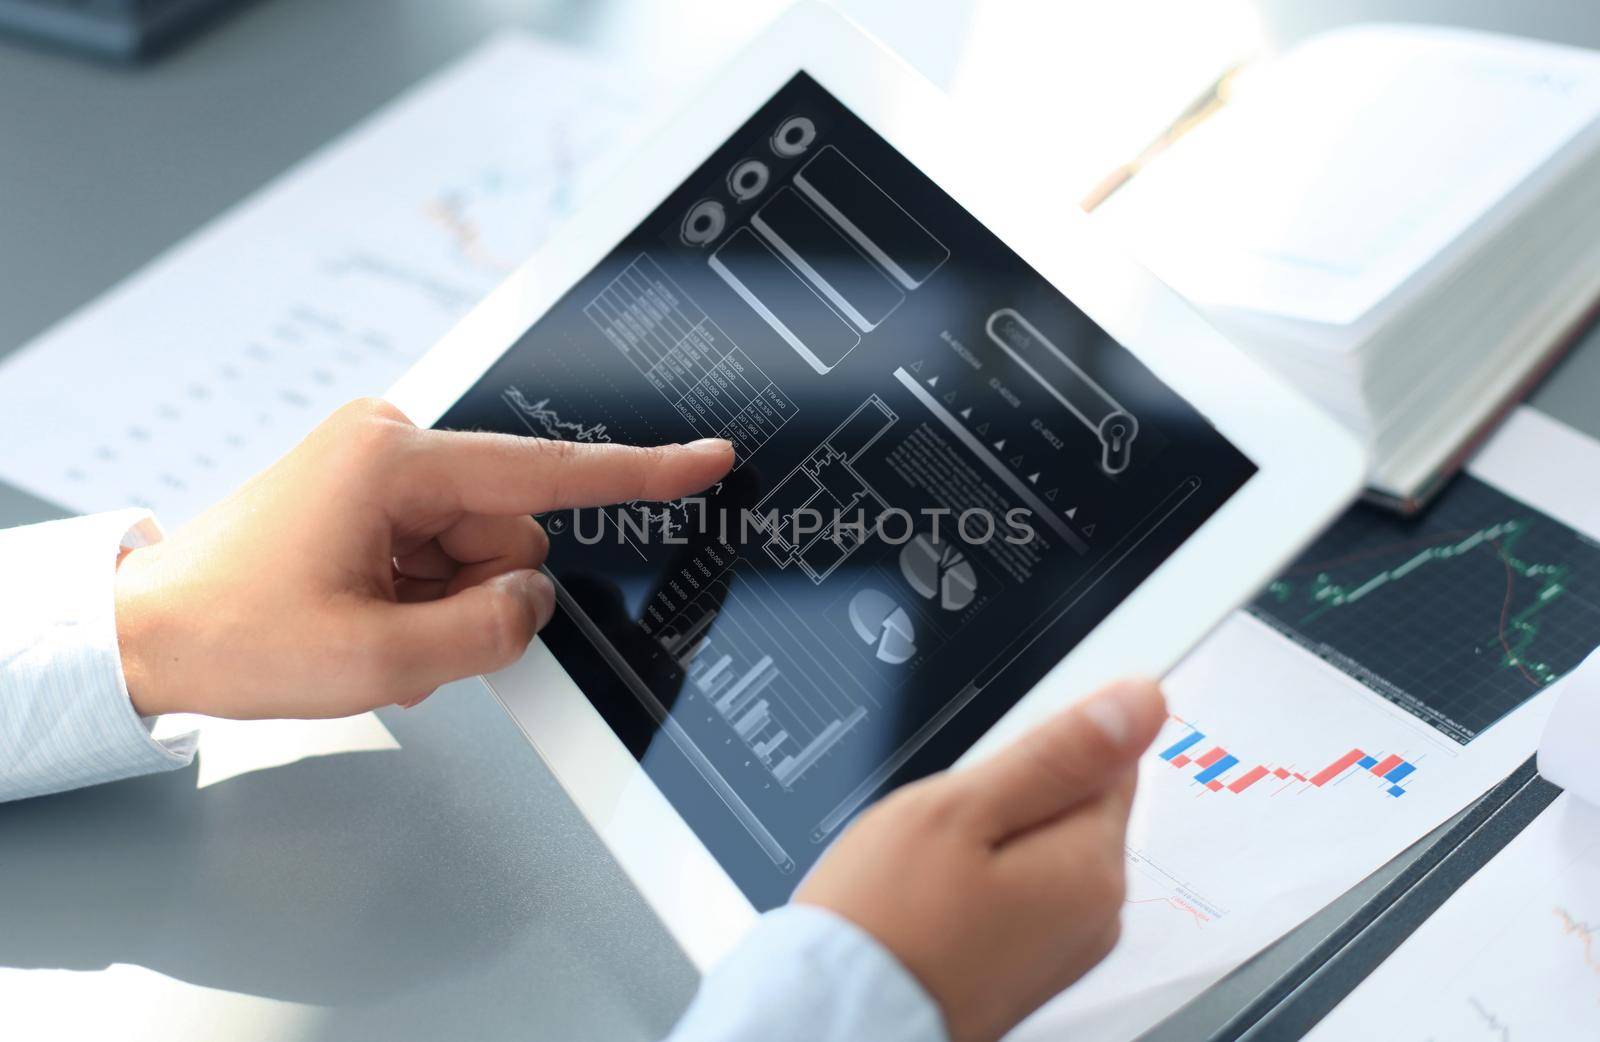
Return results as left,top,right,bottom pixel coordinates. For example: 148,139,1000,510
0,509,196,802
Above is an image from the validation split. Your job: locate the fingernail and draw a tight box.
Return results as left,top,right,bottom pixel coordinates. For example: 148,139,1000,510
683,438,733,456
517,570,556,624
1079,682,1155,749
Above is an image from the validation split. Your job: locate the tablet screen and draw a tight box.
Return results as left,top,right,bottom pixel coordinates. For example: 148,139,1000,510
436,72,1257,908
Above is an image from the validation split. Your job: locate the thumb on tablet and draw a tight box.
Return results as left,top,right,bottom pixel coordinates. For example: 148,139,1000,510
962,678,1165,842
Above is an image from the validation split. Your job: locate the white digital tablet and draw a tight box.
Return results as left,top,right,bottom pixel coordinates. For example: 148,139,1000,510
387,2,1365,968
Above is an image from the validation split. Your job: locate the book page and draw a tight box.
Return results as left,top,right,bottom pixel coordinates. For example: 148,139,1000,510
1306,792,1600,1040
1014,408,1600,1041
941,0,1260,203
1097,25,1600,326
0,34,642,524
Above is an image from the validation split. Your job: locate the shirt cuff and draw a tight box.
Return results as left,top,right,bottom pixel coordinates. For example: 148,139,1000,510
0,508,197,802
663,904,948,1042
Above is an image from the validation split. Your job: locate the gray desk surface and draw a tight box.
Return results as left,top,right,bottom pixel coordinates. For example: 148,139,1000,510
2,2,1598,1040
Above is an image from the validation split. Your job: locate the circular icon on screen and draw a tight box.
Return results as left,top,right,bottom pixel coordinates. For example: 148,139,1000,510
727,158,770,202
770,115,817,158
848,587,916,666
680,199,727,247
899,533,978,611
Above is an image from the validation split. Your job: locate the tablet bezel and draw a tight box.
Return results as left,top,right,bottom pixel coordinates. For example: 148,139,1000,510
386,1,1366,971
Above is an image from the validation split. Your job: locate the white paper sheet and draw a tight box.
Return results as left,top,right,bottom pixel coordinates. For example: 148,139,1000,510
0,33,642,525
1013,407,1600,1042
1097,25,1600,326
1306,792,1600,1040
1539,648,1600,806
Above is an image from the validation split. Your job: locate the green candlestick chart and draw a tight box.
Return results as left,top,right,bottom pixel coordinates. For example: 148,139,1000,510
1251,475,1600,744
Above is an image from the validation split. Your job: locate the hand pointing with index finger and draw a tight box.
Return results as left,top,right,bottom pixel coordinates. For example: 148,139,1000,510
113,398,734,721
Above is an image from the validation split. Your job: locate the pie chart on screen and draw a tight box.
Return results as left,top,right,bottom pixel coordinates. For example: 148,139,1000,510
899,534,978,610
848,588,917,666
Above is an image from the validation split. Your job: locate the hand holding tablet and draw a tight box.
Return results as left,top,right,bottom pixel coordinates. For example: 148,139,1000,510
388,1,1364,966
798,678,1167,1042
10,6,1368,1040
106,388,1164,1041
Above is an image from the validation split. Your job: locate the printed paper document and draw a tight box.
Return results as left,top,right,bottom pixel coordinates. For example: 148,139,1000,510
0,34,641,524
1016,408,1600,1041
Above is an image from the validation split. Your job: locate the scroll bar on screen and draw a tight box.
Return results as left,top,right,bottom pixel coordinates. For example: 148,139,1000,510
892,366,1087,554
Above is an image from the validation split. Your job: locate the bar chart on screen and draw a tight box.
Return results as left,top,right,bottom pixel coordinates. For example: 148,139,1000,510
658,574,874,790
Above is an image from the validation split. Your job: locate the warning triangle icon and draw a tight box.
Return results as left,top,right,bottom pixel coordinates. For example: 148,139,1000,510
992,439,1006,451
959,407,972,419
927,375,939,388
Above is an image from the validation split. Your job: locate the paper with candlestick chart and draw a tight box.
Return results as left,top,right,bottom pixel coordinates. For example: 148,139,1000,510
1013,407,1600,1042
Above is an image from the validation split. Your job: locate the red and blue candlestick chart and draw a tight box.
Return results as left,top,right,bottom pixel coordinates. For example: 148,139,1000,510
1155,714,1420,797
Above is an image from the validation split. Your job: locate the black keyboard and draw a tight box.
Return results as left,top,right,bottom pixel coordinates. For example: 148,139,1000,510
0,0,249,60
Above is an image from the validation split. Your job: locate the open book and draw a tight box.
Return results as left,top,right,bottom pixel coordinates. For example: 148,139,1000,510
1089,24,1600,512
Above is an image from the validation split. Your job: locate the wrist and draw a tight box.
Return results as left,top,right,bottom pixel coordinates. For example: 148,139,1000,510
114,544,180,717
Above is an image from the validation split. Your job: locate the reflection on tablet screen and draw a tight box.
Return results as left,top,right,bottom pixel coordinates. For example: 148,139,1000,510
436,73,1258,908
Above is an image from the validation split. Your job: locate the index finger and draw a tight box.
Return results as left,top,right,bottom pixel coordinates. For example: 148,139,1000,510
401,429,734,516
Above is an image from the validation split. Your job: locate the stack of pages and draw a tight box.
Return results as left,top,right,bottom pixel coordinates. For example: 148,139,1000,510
1096,25,1600,510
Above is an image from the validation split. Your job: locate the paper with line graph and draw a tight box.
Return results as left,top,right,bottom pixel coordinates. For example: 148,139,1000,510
0,34,641,524
1016,407,1600,1042
1306,793,1600,1040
